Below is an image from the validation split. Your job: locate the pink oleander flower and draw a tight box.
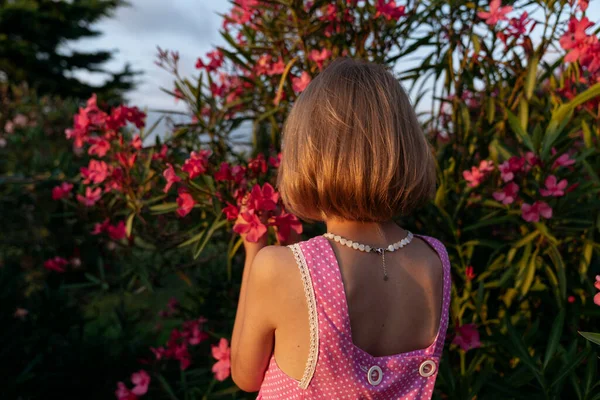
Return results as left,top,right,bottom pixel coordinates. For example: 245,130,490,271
212,338,231,381
463,160,495,188
375,0,405,20
163,164,181,193
465,266,476,281
182,150,211,179
578,0,589,11
594,275,600,306
52,182,74,200
463,167,485,187
214,162,233,181
269,153,282,168
196,49,224,72
292,72,311,93
308,48,332,70
521,201,553,222
493,182,519,204
14,307,29,320
176,191,196,217
552,150,576,169
248,154,268,175
498,156,525,182
270,212,303,243
77,187,102,207
478,160,495,173
92,218,110,235
452,323,481,351
222,202,239,221
233,209,268,243
131,135,142,150
130,370,150,396
88,137,111,157
44,256,68,273
540,175,568,197
477,0,512,25
107,221,127,241
81,159,110,185
115,382,138,400
247,183,279,212
559,17,595,63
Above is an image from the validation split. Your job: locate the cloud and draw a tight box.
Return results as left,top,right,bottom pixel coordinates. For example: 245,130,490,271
102,0,219,39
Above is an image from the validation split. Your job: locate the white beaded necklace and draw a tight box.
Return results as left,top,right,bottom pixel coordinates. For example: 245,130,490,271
323,231,413,281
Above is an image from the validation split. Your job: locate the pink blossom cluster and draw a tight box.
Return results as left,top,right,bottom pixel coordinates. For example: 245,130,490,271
162,151,302,244
560,16,600,76
150,317,209,370
60,94,147,208
463,149,577,223
116,370,150,400
92,218,128,241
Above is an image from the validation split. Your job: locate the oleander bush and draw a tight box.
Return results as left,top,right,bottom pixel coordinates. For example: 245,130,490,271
2,0,600,399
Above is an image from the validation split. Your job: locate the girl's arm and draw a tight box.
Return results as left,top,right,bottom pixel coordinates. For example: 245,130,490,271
230,223,301,391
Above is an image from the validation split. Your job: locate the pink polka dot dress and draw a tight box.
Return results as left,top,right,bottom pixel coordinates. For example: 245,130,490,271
257,234,451,399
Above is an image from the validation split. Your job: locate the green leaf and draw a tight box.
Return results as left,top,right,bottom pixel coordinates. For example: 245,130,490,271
503,313,545,386
513,230,539,248
150,202,178,214
543,308,565,370
178,229,207,248
193,217,228,259
548,245,567,301
550,343,590,389
155,373,181,400
463,216,519,232
506,109,534,152
519,247,538,297
542,82,600,158
579,332,600,346
582,120,593,148
126,213,135,238
525,55,539,100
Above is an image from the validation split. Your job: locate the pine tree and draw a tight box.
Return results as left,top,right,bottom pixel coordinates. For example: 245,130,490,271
0,0,138,102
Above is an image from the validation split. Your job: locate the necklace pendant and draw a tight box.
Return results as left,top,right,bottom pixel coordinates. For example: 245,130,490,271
383,275,389,281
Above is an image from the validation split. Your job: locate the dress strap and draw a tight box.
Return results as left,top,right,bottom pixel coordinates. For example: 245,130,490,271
413,234,451,357
288,243,319,389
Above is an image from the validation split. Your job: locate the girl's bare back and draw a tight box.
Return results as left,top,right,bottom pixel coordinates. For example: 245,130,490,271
272,225,444,381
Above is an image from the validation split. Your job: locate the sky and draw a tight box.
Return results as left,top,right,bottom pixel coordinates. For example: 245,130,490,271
69,0,231,130
69,0,600,136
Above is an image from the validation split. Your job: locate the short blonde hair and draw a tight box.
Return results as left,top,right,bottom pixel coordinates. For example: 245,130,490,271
277,58,436,223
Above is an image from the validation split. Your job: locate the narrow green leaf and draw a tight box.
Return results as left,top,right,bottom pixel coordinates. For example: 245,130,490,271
507,109,534,152
582,120,593,148
525,55,539,100
550,344,589,389
519,248,538,297
193,218,228,259
126,213,135,238
178,229,207,248
503,313,545,386
155,374,181,400
150,202,178,214
513,230,539,248
548,245,567,301
579,332,600,346
543,308,565,370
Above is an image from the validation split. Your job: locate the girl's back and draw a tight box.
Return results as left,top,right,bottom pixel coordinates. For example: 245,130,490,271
257,223,449,399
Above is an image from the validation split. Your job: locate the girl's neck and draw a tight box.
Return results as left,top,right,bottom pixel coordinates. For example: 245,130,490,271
323,218,409,248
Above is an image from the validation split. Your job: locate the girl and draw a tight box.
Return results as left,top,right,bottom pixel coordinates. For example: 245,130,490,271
231,58,451,399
